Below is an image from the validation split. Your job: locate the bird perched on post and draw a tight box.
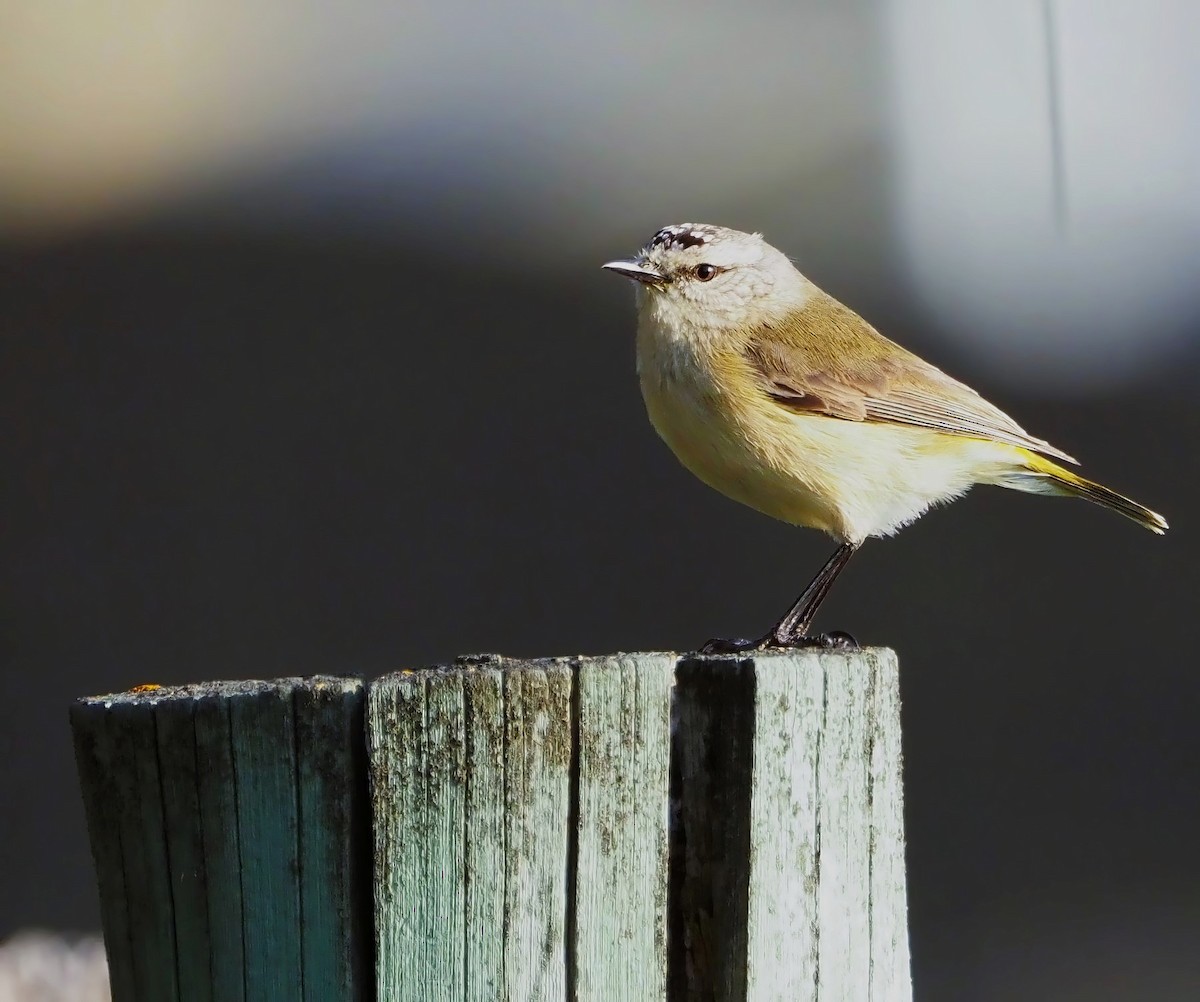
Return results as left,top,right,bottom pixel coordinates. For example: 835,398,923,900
603,224,1167,654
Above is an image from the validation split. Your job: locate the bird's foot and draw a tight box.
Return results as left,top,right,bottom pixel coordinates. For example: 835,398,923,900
698,629,859,655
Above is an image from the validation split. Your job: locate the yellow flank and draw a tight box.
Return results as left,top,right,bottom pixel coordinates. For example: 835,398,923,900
641,343,1020,542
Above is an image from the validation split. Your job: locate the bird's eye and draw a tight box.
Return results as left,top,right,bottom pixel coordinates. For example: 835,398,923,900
694,263,718,281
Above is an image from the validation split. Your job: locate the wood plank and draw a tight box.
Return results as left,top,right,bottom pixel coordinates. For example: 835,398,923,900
370,658,578,1002
673,649,911,1002
295,677,372,1002
368,671,422,1001
70,699,138,1002
230,681,304,1002
193,692,246,1002
72,678,372,1002
369,668,468,1002
501,661,573,1002
155,697,212,1002
462,664,505,1002
110,698,180,1002
812,651,873,997
743,652,825,999
671,656,756,1000
866,650,912,999
573,653,673,1002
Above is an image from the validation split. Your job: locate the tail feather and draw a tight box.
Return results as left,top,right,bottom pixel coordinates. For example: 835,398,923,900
1000,453,1168,534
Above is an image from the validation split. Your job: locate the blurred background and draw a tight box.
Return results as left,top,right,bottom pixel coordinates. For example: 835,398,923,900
2,1,1197,998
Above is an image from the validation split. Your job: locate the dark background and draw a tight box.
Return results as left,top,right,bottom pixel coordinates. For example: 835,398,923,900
2,4,1198,999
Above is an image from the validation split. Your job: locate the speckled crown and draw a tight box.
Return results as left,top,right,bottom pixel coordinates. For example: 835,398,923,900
647,224,719,252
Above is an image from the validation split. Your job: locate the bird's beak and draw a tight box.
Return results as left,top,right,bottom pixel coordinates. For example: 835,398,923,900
602,258,666,287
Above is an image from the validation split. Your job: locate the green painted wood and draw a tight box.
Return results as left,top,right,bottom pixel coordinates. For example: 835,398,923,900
370,655,674,1002
230,682,304,1001
193,693,246,1002
74,650,906,1001
462,667,505,1002
673,650,911,1002
502,662,573,1002
370,658,577,1002
295,678,372,1002
369,667,467,1002
573,653,673,1001
154,700,212,1002
70,701,137,1002
111,699,180,1001
70,677,371,1002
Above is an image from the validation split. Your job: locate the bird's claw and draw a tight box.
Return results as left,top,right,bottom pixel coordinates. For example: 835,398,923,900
808,630,859,650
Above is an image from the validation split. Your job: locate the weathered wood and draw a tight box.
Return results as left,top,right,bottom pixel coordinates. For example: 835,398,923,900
193,693,246,1002
674,649,911,1002
370,658,575,1002
155,700,211,1002
369,654,676,1002
463,667,505,1002
670,657,757,1001
230,684,303,1000
503,662,573,1002
573,654,673,1001
295,680,372,1002
75,650,908,1001
369,666,468,1002
70,677,371,1002
71,703,138,1002
868,650,910,997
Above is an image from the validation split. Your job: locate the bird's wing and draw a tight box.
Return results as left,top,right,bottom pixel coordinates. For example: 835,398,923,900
744,294,1078,464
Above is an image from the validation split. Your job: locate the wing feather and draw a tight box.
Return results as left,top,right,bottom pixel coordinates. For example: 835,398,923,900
745,294,1077,464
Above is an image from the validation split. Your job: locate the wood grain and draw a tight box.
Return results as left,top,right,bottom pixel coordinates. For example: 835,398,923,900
369,655,674,1002
74,650,908,1001
673,649,911,1002
71,677,371,1002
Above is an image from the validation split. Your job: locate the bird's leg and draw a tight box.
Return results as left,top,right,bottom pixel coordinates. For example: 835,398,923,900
769,541,860,645
699,542,861,654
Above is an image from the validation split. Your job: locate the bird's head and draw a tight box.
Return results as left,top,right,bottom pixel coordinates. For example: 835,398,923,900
603,223,811,331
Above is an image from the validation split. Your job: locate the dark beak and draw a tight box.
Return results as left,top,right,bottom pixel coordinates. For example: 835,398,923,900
601,258,665,286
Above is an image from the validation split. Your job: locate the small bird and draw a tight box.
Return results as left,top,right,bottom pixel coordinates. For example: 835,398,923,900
603,224,1167,653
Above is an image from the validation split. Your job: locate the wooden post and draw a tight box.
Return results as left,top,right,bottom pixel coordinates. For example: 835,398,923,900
367,650,909,1002
369,654,675,1002
672,650,910,1001
70,677,371,1002
73,650,909,1001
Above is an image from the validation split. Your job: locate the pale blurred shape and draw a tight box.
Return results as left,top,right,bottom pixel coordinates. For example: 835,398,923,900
4,1,1195,391
0,1,879,253
887,1,1200,389
0,931,109,1002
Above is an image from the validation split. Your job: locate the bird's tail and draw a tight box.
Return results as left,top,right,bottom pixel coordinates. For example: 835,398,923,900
998,452,1168,534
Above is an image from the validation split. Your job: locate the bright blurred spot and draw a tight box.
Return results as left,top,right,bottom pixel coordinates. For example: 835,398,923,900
887,1,1200,388
0,2,878,244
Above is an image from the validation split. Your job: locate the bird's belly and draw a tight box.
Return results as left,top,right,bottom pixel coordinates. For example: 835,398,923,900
642,377,839,531
642,376,1014,542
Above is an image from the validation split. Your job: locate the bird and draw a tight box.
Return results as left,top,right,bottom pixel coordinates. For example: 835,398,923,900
602,223,1168,654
